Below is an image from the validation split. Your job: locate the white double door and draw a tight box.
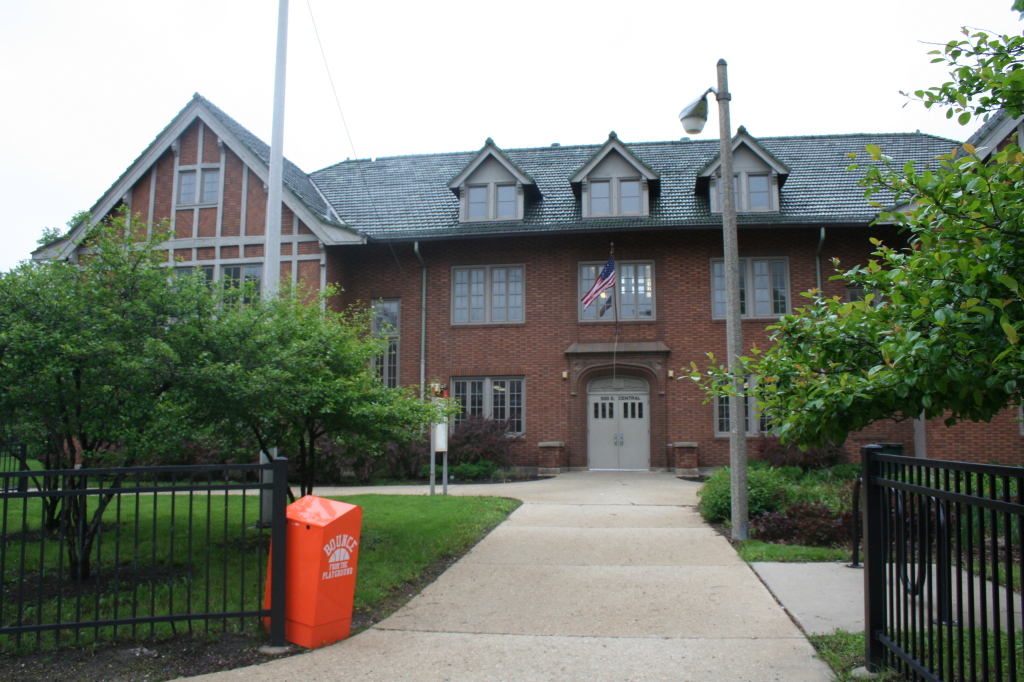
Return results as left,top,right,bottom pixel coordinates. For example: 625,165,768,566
587,376,650,470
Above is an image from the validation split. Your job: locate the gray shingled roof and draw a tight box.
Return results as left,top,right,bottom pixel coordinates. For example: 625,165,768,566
310,132,959,241
196,94,335,222
965,109,1008,148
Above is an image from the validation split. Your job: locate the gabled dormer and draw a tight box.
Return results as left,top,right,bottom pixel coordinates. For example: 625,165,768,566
447,139,538,222
964,109,1024,161
570,132,659,219
697,126,790,214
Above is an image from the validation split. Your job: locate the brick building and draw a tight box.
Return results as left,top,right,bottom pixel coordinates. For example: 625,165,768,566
36,95,1024,473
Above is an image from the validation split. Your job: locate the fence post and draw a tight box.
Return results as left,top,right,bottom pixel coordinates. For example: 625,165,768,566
269,456,288,647
861,444,885,673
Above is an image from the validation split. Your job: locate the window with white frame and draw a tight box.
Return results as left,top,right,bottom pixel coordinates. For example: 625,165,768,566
710,172,776,213
174,265,214,284
178,168,220,205
588,178,643,217
466,183,519,221
372,299,400,388
452,377,524,433
711,258,788,318
452,265,524,324
716,376,769,436
579,261,654,321
222,264,262,304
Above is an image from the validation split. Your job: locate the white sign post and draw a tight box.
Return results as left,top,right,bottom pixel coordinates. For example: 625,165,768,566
431,421,449,495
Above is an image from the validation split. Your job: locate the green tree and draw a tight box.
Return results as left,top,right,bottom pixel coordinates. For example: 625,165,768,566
183,287,449,497
0,216,218,575
1,214,446,575
692,15,1024,447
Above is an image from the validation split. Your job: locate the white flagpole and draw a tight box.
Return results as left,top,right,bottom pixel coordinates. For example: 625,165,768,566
264,0,288,299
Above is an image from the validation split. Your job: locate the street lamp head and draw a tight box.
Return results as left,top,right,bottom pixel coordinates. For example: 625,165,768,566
679,94,709,135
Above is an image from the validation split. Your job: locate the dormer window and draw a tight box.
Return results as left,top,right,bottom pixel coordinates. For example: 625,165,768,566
697,126,790,216
448,139,538,223
587,178,642,216
710,171,776,213
570,133,660,220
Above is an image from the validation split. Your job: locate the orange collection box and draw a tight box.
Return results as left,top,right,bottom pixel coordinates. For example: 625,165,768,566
265,495,362,649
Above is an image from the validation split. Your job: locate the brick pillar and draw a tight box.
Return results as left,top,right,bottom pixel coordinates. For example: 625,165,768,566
672,442,700,477
537,441,566,477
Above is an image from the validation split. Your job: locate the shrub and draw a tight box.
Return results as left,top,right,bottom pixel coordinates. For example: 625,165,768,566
698,467,788,523
447,417,517,467
829,463,862,480
751,503,852,547
755,435,848,471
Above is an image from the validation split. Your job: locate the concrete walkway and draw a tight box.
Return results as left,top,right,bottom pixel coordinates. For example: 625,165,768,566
188,472,833,681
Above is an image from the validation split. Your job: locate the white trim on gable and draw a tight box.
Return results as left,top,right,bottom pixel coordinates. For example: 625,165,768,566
40,97,363,262
970,113,1023,160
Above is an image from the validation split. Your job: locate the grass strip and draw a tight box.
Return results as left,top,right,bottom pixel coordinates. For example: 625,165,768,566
736,539,850,563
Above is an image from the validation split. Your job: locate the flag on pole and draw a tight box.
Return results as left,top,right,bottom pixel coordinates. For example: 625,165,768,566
581,256,616,311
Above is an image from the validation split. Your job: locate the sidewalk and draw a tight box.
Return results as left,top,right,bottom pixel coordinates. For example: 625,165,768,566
187,472,834,681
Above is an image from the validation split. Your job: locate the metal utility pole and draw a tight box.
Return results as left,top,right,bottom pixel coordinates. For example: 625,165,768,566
715,59,748,542
264,0,288,299
679,59,748,541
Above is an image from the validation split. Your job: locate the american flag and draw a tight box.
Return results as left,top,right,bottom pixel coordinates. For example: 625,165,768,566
581,256,616,310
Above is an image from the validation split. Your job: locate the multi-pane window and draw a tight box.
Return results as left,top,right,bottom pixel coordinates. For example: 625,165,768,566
452,377,524,434
587,178,642,216
747,175,769,209
174,265,214,284
372,299,400,388
178,171,196,204
452,265,524,324
496,185,516,218
711,172,775,213
711,258,788,318
222,264,262,304
579,261,654,320
178,169,219,205
468,186,488,219
590,181,610,214
466,184,519,221
716,376,769,435
620,180,640,213
202,169,220,203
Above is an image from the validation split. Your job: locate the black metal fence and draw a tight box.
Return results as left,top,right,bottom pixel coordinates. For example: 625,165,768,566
0,459,288,651
0,441,29,491
862,444,1023,681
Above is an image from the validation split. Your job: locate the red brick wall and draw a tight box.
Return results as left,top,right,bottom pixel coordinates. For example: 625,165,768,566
153,151,174,223
298,260,320,303
175,210,193,239
130,169,152,227
245,169,266,236
326,224,932,470
202,128,220,163
222,149,243,237
281,206,294,235
197,207,217,238
924,410,1023,464
179,121,199,166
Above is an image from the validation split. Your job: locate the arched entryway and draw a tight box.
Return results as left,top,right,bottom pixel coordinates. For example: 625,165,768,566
586,376,650,470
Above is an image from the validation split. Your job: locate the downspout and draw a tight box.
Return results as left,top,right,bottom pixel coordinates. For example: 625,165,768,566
814,227,826,294
414,242,427,400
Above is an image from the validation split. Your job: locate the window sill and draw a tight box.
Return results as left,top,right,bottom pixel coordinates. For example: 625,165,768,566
176,202,219,209
451,321,527,328
578,318,656,324
711,316,785,321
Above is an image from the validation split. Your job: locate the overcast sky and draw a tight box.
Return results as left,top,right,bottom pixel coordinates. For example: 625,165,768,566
1,0,1021,271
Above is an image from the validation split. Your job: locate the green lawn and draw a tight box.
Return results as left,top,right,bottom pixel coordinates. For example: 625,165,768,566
1,490,519,652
